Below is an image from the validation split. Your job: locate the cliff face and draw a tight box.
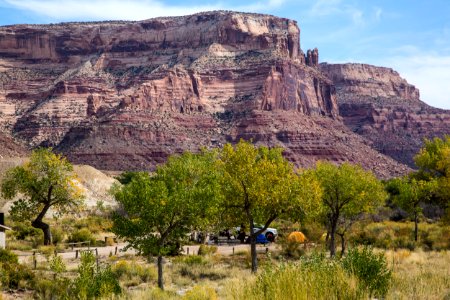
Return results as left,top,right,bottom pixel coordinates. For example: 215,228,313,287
321,63,450,166
0,11,409,177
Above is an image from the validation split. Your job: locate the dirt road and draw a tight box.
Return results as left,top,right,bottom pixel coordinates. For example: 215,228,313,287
16,242,278,264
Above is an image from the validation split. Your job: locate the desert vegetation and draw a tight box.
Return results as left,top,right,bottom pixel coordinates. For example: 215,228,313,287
0,138,449,299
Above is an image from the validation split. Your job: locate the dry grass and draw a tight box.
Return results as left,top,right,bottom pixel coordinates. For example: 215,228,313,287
113,249,450,300
3,245,449,299
386,249,450,299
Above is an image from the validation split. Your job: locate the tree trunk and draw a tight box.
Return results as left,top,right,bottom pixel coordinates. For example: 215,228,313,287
157,255,164,290
340,234,346,257
414,213,419,242
329,218,337,257
32,219,52,245
249,221,258,273
32,202,52,245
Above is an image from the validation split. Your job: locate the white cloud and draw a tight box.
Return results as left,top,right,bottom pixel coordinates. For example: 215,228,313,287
374,7,382,21
3,0,288,21
385,54,450,109
307,2,383,28
309,0,342,18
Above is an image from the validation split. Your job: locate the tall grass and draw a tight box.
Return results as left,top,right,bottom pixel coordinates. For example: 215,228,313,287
225,254,367,300
386,250,450,299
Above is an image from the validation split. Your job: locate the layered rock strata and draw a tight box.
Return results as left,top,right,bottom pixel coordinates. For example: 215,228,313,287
321,63,450,166
0,11,409,177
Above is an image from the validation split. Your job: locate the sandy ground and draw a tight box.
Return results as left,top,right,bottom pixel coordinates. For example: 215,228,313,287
16,242,279,265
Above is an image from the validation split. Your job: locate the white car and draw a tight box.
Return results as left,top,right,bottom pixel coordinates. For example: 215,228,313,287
235,224,278,242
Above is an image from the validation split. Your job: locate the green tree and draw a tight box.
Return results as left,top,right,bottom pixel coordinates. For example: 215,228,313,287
114,171,143,185
387,177,437,241
415,135,450,179
218,140,322,272
1,148,84,245
111,151,221,290
414,136,450,220
313,162,386,257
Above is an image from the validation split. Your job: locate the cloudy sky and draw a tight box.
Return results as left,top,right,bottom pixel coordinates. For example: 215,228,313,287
1,0,449,109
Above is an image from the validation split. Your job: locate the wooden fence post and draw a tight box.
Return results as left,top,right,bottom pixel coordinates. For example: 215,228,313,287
95,248,99,269
33,251,37,269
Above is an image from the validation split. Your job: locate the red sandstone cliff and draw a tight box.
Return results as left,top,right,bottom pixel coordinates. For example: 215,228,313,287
0,11,409,177
320,63,450,166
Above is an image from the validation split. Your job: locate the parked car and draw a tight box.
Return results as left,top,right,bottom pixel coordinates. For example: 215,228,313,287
235,224,278,242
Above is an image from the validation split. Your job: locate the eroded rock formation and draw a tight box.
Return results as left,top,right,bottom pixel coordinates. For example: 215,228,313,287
321,63,450,166
0,11,410,177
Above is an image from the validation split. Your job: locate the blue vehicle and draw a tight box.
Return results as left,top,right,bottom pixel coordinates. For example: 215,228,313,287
256,233,269,244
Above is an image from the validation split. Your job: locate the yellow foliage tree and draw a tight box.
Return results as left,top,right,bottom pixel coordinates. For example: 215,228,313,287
218,140,322,272
1,148,84,245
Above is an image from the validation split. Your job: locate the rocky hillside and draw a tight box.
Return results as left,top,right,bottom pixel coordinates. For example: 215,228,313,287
0,159,118,211
0,11,412,177
321,63,450,166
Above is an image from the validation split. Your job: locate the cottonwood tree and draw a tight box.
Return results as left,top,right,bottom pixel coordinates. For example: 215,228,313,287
313,162,386,257
1,148,84,245
415,135,450,179
414,136,450,220
218,140,322,272
387,177,437,241
111,152,221,290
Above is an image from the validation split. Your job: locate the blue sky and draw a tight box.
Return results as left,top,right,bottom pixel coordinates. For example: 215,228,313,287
1,0,449,109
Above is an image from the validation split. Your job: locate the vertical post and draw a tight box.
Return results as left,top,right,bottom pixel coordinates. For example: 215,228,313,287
187,247,189,255
75,249,79,259
95,248,99,270
266,247,269,254
33,251,37,269
115,246,118,255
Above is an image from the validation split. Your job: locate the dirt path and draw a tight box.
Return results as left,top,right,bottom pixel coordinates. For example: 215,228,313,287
16,242,279,264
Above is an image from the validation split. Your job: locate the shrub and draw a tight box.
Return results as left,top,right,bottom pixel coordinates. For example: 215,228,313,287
341,246,392,297
174,255,207,266
183,285,218,300
68,228,96,246
226,253,367,300
0,250,35,290
34,277,71,300
349,221,449,250
49,255,66,274
111,260,156,285
51,226,65,245
71,251,121,299
74,216,112,234
0,248,18,264
105,236,115,246
198,245,218,256
300,222,325,243
10,222,40,240
38,245,56,259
